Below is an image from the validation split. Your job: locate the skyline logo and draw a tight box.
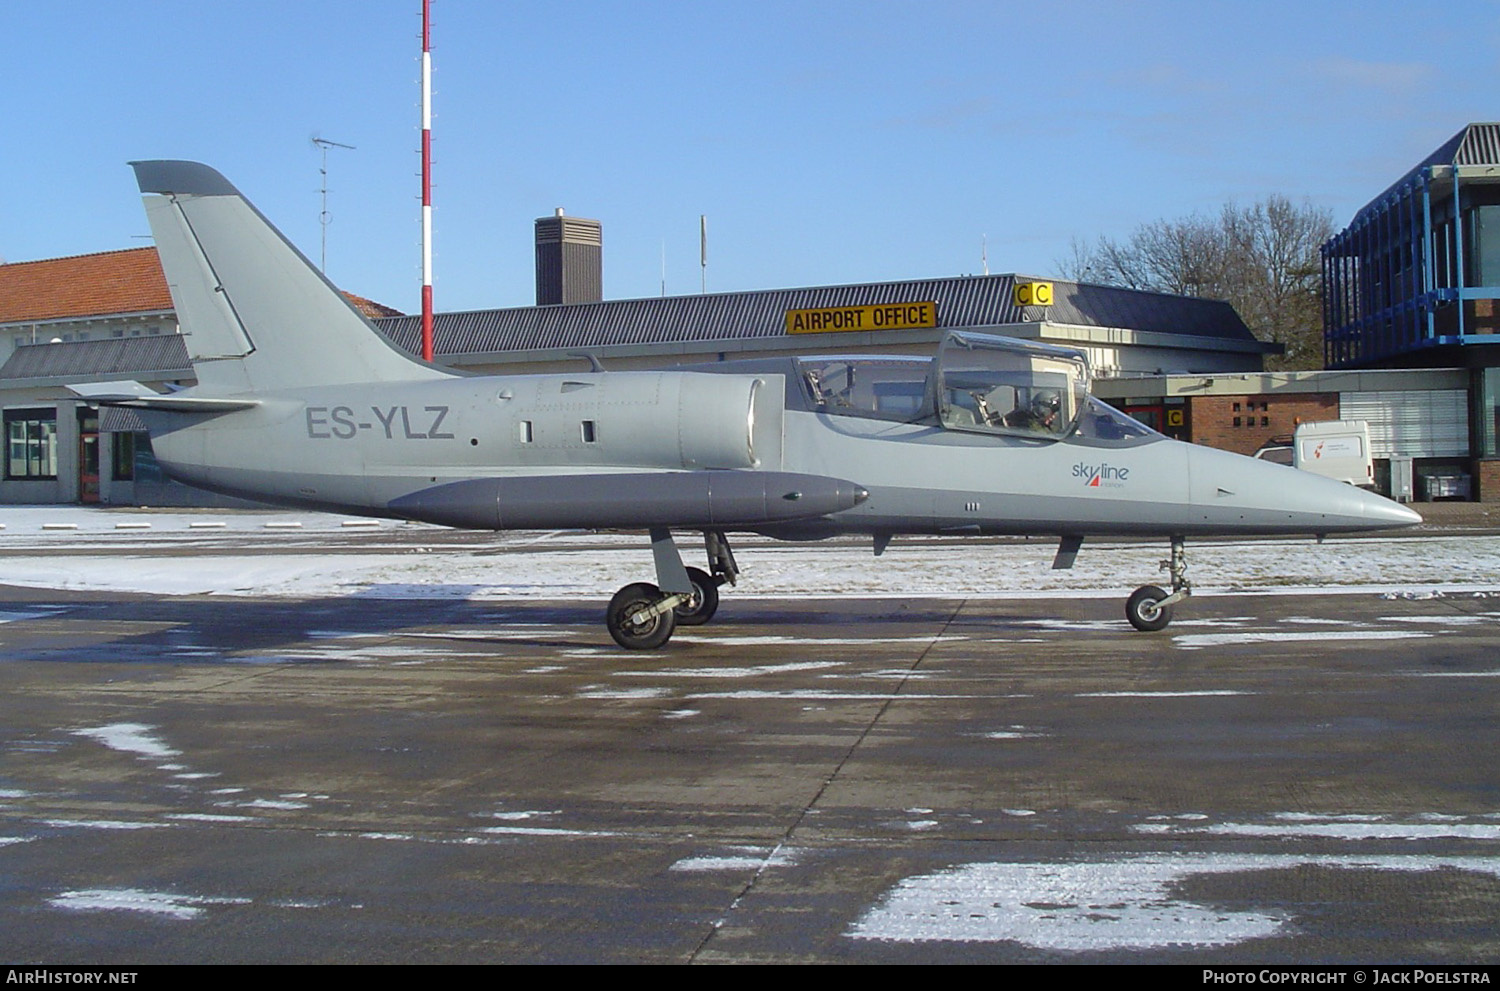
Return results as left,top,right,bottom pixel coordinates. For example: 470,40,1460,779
1074,461,1130,489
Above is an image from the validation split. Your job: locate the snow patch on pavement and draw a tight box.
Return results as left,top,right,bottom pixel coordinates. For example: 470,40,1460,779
72,723,179,761
49,887,249,920
849,853,1500,949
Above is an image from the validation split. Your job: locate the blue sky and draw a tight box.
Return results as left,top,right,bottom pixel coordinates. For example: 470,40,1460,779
2,1,1496,314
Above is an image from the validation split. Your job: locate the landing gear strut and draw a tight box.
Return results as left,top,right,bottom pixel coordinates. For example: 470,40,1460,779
1126,535,1191,632
604,529,739,649
674,530,739,626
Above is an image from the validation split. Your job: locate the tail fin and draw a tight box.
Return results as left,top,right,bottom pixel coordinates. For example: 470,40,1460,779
131,161,447,394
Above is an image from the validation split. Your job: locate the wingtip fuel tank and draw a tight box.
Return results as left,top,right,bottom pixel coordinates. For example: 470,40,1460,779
388,471,870,531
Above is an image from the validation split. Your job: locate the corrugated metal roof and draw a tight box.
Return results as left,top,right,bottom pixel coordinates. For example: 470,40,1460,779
1,273,1254,383
375,273,1253,357
0,335,191,382
1355,122,1500,221
1453,122,1500,166
99,406,148,433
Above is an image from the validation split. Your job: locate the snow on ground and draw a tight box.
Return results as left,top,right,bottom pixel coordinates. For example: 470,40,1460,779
48,888,250,921
848,853,1500,949
1,506,1496,600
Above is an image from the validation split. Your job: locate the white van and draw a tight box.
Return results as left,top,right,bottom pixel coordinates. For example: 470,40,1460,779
1254,420,1374,488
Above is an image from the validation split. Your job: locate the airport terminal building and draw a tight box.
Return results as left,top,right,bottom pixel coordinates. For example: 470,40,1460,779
1319,122,1500,498
1,259,1273,506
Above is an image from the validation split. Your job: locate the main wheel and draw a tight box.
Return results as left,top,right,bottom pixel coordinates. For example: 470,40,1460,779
1125,584,1172,632
673,567,721,626
607,582,677,650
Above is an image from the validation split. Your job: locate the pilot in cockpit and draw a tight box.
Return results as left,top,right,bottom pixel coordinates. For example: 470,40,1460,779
1003,389,1062,434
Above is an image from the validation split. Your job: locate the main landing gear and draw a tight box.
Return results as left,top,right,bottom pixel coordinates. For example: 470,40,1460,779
605,529,739,650
1126,535,1191,632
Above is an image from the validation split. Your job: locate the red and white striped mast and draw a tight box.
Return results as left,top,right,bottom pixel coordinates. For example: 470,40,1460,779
419,0,435,361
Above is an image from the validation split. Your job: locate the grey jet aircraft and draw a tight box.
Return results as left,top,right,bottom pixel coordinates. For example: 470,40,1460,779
72,161,1422,649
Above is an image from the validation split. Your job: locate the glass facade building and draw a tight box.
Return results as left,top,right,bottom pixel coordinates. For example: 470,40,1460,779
1323,123,1500,464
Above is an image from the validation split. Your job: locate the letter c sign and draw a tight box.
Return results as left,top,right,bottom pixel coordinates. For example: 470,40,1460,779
1014,282,1054,307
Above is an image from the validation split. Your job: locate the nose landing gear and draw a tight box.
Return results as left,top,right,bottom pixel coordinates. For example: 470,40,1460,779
1126,535,1191,632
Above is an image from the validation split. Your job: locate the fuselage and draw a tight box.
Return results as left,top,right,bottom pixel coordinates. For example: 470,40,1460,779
116,161,1419,545
142,357,1420,539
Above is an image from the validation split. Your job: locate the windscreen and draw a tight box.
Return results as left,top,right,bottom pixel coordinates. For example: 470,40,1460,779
1072,396,1162,444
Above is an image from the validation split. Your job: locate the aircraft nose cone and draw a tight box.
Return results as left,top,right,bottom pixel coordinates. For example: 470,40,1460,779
1312,478,1424,530
1358,490,1422,527
1266,464,1425,532
1186,444,1425,533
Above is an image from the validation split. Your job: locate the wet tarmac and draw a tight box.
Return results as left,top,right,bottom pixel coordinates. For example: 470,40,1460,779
2,576,1500,963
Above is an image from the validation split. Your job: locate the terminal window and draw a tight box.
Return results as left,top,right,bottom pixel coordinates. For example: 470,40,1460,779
5,409,58,480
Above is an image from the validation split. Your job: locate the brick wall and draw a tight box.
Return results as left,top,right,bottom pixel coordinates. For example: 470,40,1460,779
1188,394,1340,456
1471,298,1500,335
1473,458,1500,503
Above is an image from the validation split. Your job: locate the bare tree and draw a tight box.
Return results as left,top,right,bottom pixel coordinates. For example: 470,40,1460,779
1059,197,1334,369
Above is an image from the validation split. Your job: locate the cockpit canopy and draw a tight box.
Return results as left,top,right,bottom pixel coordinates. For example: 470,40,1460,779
799,356,932,422
931,331,1089,438
796,332,1156,444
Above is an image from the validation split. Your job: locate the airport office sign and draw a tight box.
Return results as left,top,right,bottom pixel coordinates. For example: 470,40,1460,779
786,301,938,335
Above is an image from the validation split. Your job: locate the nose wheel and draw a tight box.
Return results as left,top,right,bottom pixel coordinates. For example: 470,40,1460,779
1126,584,1173,631
1126,536,1190,632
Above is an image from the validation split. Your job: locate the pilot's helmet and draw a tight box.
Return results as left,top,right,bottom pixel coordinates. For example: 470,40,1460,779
1031,389,1061,416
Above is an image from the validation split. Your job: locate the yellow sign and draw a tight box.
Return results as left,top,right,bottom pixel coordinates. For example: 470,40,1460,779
1014,281,1054,307
786,301,938,335
1166,409,1184,428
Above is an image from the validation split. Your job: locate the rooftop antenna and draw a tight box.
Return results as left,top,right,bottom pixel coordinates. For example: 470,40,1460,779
312,137,356,273
699,214,707,294
419,0,435,362
982,234,989,276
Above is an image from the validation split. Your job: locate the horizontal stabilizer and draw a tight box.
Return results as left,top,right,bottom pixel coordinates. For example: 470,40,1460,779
67,381,259,413
389,471,869,531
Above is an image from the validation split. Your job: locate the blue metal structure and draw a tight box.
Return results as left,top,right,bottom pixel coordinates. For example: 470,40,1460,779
1323,123,1500,368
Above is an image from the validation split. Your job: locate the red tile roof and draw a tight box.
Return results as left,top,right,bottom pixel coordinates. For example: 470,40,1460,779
0,248,171,324
344,293,404,319
0,246,402,323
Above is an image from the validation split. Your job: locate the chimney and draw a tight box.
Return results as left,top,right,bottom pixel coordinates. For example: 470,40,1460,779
534,210,602,305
